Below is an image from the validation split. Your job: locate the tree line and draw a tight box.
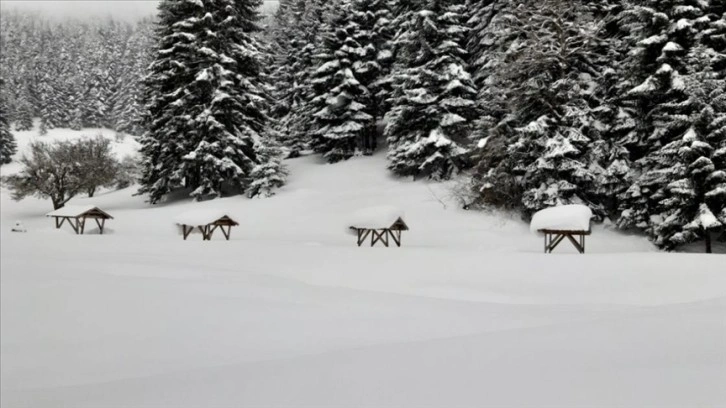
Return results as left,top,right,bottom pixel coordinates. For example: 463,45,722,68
267,0,726,251
0,11,153,136
1,0,724,251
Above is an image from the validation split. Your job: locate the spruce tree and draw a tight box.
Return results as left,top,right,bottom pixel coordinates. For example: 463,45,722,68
274,0,333,158
13,91,34,132
644,47,726,251
615,0,713,233
308,1,375,162
468,0,609,214
0,78,17,164
385,0,478,180
139,0,281,203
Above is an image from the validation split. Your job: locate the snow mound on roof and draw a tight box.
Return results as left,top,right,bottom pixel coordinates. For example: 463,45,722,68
174,209,236,226
349,205,405,230
46,205,103,217
530,205,593,233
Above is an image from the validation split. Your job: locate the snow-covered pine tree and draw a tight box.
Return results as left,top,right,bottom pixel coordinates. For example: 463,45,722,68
385,0,478,180
308,1,375,162
0,78,17,164
139,0,281,203
110,19,154,136
615,0,712,233
13,89,34,132
468,0,609,215
274,0,335,158
268,0,306,119
247,140,289,197
349,0,395,123
643,46,726,252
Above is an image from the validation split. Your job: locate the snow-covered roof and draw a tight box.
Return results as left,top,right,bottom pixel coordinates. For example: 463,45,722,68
349,206,407,229
46,205,113,219
175,209,238,226
530,205,592,233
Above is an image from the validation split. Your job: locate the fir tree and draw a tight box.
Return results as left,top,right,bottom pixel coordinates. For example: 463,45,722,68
139,0,279,203
0,78,17,164
615,0,713,233
13,90,34,132
642,47,726,251
385,0,478,180
308,1,375,162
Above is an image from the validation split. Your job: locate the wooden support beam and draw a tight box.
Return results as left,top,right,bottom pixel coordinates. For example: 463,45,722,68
390,229,401,247
358,229,371,247
68,217,79,234
371,229,383,247
221,225,231,240
182,225,192,240
543,231,587,254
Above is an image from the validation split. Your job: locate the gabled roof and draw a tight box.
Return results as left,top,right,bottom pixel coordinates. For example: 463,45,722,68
46,205,114,219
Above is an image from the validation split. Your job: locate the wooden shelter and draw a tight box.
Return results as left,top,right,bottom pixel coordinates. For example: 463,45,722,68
349,206,409,247
46,205,113,234
176,210,239,241
530,205,593,254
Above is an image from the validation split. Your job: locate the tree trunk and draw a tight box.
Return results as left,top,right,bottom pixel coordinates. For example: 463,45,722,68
705,230,712,254
51,197,64,210
88,187,95,198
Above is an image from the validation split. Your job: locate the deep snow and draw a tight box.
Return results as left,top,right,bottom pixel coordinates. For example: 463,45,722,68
1,126,725,407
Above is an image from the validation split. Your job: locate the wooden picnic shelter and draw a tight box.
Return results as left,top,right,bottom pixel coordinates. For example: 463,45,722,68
349,206,409,247
530,205,593,254
46,205,113,234
176,210,239,241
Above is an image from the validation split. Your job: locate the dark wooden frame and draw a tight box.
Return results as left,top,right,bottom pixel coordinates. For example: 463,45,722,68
350,217,408,248
179,216,238,241
49,208,112,235
539,229,591,254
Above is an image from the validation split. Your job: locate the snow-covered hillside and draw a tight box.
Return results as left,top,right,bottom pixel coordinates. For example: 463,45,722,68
1,127,725,407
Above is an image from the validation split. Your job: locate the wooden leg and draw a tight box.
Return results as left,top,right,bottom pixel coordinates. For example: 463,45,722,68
198,226,207,240
67,217,79,234
546,233,566,253
565,233,584,254
80,217,87,234
358,229,371,247
390,229,401,247
221,226,231,240
382,229,389,247
208,225,219,240
371,229,383,247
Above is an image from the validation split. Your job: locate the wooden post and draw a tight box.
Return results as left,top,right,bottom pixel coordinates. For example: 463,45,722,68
68,217,79,234
358,229,371,247
390,229,401,247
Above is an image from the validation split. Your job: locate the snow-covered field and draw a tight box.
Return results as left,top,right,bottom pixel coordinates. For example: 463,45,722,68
1,127,725,407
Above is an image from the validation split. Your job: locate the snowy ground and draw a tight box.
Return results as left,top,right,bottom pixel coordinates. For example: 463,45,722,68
1,127,725,407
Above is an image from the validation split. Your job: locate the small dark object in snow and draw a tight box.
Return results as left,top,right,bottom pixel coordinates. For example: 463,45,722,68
11,221,27,232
